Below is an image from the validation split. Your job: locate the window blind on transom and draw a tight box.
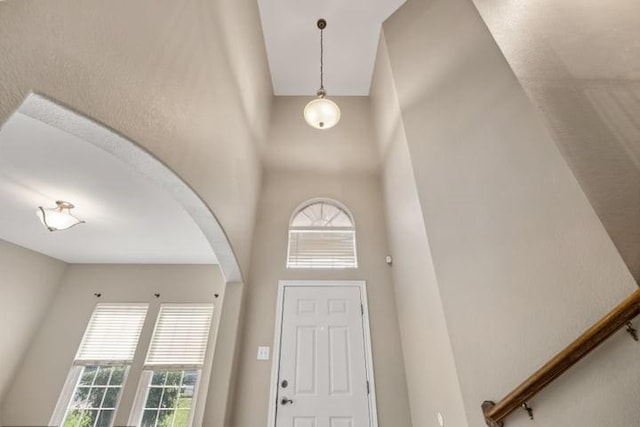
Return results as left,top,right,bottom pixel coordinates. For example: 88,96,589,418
287,229,357,269
75,303,148,363
144,304,214,368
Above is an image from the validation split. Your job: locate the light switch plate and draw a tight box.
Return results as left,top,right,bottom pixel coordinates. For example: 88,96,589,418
257,346,270,361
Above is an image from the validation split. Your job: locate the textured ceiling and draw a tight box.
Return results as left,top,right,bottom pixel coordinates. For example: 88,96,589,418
0,111,217,264
258,0,405,95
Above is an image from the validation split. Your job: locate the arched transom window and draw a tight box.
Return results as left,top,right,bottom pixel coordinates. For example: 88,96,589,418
287,200,357,269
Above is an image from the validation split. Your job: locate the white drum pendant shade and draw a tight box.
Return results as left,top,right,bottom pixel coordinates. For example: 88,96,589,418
304,97,341,130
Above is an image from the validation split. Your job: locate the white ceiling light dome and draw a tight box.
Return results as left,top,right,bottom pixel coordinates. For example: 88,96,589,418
304,90,341,130
304,19,340,130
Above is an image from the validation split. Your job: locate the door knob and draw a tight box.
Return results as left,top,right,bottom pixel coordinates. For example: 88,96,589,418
281,397,293,405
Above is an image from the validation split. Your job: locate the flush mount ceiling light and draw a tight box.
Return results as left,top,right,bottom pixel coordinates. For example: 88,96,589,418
37,200,85,232
304,19,341,130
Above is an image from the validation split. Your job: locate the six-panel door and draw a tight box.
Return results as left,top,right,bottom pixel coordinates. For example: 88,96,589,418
276,286,371,427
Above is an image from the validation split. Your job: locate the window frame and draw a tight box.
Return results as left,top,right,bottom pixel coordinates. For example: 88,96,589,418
130,368,202,427
286,199,358,269
129,303,215,427
58,364,131,427
50,303,149,427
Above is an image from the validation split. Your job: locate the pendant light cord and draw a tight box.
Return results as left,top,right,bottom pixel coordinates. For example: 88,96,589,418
320,26,324,92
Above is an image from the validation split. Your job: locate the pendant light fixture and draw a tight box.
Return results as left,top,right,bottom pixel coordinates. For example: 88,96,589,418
304,18,341,130
37,200,85,232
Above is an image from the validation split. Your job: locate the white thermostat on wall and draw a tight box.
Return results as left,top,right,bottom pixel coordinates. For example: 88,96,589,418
257,346,270,361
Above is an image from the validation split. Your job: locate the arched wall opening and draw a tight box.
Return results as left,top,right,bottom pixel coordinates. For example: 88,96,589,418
0,92,245,427
15,93,242,282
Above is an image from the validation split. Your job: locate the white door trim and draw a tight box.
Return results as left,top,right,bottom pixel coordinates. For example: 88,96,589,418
267,280,379,427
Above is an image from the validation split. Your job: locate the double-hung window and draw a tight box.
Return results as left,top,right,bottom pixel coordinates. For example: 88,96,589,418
134,304,214,427
53,303,148,427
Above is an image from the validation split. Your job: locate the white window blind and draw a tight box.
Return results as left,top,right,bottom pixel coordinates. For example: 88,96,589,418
75,303,148,363
287,200,357,269
145,304,214,368
287,229,357,269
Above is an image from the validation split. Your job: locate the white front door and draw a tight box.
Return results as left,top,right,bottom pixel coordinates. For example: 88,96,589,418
275,285,372,427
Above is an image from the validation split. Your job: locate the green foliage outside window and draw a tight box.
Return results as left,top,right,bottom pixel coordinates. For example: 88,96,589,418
141,370,197,427
62,365,126,427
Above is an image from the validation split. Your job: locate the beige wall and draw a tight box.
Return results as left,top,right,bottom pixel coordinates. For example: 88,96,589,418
471,0,640,281
1,264,227,427
0,239,67,415
215,0,273,155
264,96,380,174
0,0,270,278
202,281,244,427
382,0,640,425
231,170,412,427
370,36,469,427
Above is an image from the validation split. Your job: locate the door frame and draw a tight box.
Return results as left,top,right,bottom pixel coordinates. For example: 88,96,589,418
267,280,379,427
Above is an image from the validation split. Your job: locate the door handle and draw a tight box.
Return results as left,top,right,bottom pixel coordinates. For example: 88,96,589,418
281,397,293,405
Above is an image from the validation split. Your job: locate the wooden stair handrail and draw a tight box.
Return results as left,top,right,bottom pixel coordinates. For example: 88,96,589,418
482,289,640,426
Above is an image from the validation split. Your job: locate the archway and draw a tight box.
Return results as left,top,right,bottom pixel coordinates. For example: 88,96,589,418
16,93,242,282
